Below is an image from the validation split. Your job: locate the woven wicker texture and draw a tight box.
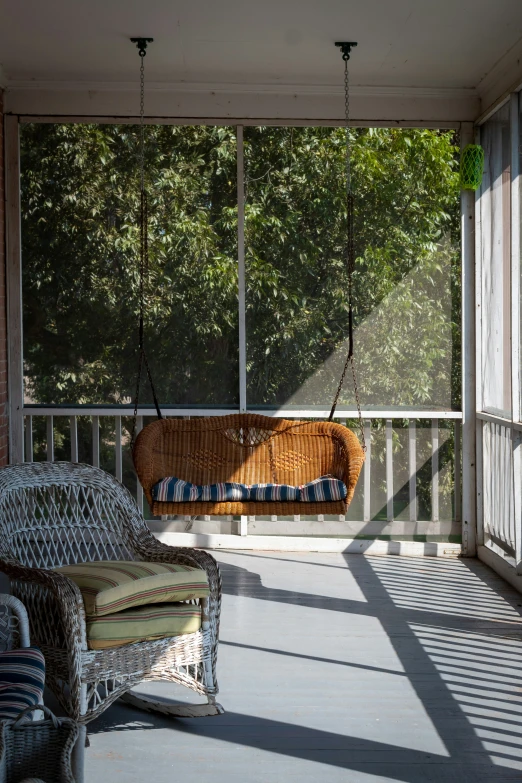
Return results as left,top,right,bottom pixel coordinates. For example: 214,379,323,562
133,414,364,516
0,462,222,724
0,705,78,783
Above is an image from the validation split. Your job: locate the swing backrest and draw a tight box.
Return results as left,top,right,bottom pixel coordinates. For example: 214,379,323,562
133,413,364,511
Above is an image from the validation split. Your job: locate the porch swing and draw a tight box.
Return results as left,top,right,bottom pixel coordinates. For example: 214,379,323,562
131,39,365,517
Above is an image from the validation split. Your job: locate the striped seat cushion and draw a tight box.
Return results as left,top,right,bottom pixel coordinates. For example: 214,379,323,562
0,648,45,720
86,602,202,650
152,476,347,503
299,476,347,502
56,561,209,618
153,478,249,503
248,483,299,501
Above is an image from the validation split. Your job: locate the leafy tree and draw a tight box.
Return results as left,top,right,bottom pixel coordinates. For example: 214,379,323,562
244,126,460,409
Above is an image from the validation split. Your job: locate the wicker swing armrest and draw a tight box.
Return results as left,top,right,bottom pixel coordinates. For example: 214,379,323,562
330,423,365,506
0,558,87,656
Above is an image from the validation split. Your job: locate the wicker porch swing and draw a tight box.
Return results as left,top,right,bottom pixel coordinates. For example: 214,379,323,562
131,40,365,516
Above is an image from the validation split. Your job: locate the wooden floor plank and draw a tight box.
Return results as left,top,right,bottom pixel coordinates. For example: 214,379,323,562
80,553,522,782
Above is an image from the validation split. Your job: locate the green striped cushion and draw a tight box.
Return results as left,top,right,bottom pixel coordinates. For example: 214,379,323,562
86,603,202,650
56,561,209,618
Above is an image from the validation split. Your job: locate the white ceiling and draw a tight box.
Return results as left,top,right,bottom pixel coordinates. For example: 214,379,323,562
1,0,522,91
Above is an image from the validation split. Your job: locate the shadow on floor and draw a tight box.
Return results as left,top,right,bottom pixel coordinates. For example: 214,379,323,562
83,553,522,781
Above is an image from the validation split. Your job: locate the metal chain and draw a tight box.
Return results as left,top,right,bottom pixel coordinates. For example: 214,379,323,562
131,42,162,448
328,50,366,451
139,55,145,196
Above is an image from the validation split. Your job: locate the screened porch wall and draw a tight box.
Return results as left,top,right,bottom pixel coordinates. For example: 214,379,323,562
476,93,522,580
13,118,464,545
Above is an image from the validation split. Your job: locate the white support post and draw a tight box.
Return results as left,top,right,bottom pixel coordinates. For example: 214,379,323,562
136,416,144,513
92,416,100,468
454,420,461,523
363,420,371,522
462,121,477,556
237,126,247,412
409,420,417,523
46,416,54,462
70,416,78,462
24,415,33,463
386,419,394,522
5,116,24,464
115,416,123,482
476,418,484,546
239,516,248,536
431,418,439,523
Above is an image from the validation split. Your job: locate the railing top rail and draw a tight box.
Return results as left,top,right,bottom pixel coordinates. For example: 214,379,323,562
23,405,463,420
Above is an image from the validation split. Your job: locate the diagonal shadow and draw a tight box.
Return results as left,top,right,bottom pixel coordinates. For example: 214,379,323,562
371,436,454,523
86,553,522,781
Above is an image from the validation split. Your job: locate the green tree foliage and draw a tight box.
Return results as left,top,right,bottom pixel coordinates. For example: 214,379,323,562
244,126,460,408
21,123,459,411
22,123,238,406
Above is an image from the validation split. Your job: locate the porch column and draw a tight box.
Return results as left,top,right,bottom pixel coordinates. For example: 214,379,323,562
461,121,477,556
4,114,23,464
0,93,8,466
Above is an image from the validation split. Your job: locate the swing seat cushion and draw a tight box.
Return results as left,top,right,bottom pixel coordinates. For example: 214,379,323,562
85,602,202,650
56,561,209,618
152,475,347,504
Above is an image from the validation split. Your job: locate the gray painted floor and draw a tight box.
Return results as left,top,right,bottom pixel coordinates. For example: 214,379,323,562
67,553,522,781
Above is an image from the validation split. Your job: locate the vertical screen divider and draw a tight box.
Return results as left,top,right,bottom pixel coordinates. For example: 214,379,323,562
237,126,247,412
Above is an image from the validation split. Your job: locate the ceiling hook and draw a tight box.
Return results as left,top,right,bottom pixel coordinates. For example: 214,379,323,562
335,41,358,61
131,38,154,57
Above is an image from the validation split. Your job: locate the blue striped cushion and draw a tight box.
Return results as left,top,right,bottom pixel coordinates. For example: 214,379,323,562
153,476,347,503
0,647,45,720
299,476,347,502
248,483,299,501
154,477,199,502
199,483,249,502
153,478,249,503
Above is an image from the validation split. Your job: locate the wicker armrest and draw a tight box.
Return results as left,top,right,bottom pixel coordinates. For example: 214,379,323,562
0,558,87,656
133,538,221,635
330,423,365,506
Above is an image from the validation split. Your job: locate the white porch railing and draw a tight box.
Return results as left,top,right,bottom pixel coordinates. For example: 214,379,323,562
22,406,462,540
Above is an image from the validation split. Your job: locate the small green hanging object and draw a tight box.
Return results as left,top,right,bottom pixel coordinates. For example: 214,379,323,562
460,144,484,191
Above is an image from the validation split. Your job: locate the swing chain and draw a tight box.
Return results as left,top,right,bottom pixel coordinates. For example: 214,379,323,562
329,45,366,452
131,38,162,448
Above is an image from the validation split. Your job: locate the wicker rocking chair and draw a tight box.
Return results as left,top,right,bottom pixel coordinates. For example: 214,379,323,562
0,462,222,734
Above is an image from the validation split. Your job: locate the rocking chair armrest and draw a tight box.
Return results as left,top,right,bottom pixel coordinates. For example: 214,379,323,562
0,557,88,653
